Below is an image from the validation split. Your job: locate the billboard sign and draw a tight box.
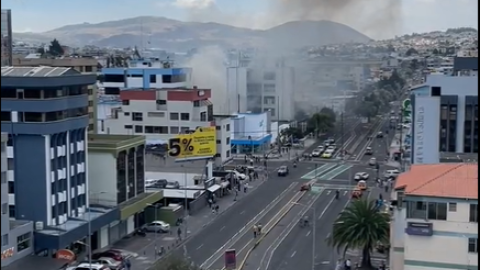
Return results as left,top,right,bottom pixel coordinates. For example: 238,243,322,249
243,112,268,137
412,97,439,164
168,127,216,161
224,249,236,269
406,222,433,236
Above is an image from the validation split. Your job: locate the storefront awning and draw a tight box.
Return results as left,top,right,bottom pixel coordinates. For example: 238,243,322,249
207,184,222,192
119,191,163,220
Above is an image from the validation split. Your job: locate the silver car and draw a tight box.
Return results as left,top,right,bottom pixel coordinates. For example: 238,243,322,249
144,220,170,233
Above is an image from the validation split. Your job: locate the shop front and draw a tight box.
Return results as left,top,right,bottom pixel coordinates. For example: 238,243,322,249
1,221,34,267
231,134,272,155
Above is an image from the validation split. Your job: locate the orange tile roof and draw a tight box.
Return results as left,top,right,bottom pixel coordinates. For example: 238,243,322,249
394,163,478,199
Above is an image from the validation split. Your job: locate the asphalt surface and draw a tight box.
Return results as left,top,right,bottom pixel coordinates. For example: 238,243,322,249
264,188,382,270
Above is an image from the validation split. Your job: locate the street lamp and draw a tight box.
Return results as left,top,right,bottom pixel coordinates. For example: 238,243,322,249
291,202,316,270
147,203,161,259
87,191,106,267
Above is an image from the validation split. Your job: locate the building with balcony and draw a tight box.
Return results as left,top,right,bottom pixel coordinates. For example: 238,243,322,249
87,134,163,243
0,66,118,256
100,65,192,95
410,75,478,164
103,87,214,141
1,133,34,267
390,163,478,270
1,9,12,67
12,56,100,133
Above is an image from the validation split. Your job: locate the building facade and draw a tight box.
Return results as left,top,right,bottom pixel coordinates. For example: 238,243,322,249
391,163,478,270
103,88,214,141
87,134,162,245
1,9,12,67
410,75,478,164
100,66,192,95
12,56,100,133
1,66,118,256
212,116,232,166
1,133,35,267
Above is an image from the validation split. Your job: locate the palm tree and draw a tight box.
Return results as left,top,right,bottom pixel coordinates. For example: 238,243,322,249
328,199,390,268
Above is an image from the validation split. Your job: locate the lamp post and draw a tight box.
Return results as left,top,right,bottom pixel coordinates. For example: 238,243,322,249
87,191,106,267
147,203,160,258
292,202,316,270
180,164,189,241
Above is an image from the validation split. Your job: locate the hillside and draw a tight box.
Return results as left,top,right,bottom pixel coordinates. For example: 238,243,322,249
13,16,371,50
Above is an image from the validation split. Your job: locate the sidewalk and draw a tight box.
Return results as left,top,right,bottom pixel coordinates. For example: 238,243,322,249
231,139,316,162
112,176,266,270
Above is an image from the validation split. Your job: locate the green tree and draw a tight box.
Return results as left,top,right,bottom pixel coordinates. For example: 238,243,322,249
405,47,418,56
48,39,64,57
153,255,201,270
281,127,304,139
328,199,390,268
307,113,335,136
319,107,336,123
36,47,45,55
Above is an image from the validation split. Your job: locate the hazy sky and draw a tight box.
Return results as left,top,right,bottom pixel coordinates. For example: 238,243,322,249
3,0,478,39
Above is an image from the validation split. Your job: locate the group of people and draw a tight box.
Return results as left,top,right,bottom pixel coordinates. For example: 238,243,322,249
252,223,263,238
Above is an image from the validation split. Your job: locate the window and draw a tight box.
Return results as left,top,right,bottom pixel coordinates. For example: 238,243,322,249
150,75,157,83
124,112,130,116
1,234,8,247
1,172,6,184
1,111,11,122
200,112,207,122
263,72,276,80
1,203,7,214
448,202,457,212
147,112,165,118
193,100,200,107
122,100,130,105
180,127,190,133
124,125,132,129
470,204,478,222
216,140,221,144
468,238,478,253
226,137,230,145
144,126,168,134
8,205,15,218
7,158,14,170
17,233,31,252
24,89,41,99
132,112,143,121
8,182,14,193
170,126,179,134
170,113,179,120
216,126,221,130
134,125,143,133
427,202,447,220
180,113,190,121
226,124,230,132
226,150,230,158
156,100,167,105
24,112,43,122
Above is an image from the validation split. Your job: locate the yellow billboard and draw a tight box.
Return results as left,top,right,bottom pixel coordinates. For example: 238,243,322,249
168,126,217,161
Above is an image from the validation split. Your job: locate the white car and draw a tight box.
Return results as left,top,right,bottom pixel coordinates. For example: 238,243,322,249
384,169,400,178
368,157,377,166
317,145,325,152
327,145,336,152
74,258,121,270
67,263,111,270
226,170,247,180
311,149,322,157
354,172,370,181
145,220,170,233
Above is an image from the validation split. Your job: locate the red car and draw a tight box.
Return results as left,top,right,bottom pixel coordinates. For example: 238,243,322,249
300,183,311,191
92,249,123,261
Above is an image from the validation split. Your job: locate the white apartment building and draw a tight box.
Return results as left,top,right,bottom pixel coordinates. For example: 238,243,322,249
103,87,215,142
391,163,478,270
226,64,295,120
213,116,232,166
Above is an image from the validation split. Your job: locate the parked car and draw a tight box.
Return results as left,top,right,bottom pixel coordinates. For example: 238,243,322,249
92,250,124,261
277,166,289,176
77,257,123,270
67,263,112,270
300,183,311,191
384,169,400,178
144,220,170,233
354,172,370,181
311,149,322,157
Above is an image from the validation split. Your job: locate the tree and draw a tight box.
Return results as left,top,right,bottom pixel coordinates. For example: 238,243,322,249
36,47,45,55
153,255,201,270
405,47,418,56
328,199,390,268
307,113,335,136
48,39,64,57
319,107,336,123
281,127,304,139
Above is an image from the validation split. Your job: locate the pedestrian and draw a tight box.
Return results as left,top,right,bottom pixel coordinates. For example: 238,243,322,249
254,171,258,180
177,227,182,240
253,225,258,238
125,257,131,270
244,185,247,193
244,155,247,164
215,205,219,213
385,184,389,192
208,198,213,208
250,158,254,166
257,223,262,235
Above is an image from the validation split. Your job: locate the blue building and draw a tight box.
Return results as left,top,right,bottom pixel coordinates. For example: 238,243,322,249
1,66,118,256
231,112,272,154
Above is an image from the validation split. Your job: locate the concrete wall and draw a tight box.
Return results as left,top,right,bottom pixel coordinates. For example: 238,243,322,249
88,152,117,206
1,221,34,267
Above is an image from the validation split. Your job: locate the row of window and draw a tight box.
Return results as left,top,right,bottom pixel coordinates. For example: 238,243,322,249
215,124,231,132
1,86,91,99
216,137,231,145
125,125,189,134
406,201,478,222
1,107,88,122
122,111,209,122
1,232,31,252
104,74,186,84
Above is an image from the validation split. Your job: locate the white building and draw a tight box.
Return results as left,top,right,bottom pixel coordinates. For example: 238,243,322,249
226,64,295,121
391,163,478,270
410,75,478,164
213,116,232,165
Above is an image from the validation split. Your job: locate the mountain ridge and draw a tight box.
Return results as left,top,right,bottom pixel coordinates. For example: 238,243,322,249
13,16,372,50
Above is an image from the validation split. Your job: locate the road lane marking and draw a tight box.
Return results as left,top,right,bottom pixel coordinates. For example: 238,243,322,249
326,233,330,239
196,244,203,250
220,226,225,231
290,251,296,257
326,190,331,195
343,191,348,196
300,163,336,179
306,230,311,237
318,196,336,220
240,210,245,215
323,165,353,180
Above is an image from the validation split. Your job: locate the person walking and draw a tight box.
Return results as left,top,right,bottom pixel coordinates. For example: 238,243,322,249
252,225,258,238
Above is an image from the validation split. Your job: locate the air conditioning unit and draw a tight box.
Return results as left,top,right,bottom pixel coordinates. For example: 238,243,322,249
35,221,44,230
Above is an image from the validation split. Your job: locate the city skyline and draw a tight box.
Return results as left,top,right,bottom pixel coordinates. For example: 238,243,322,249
2,0,478,39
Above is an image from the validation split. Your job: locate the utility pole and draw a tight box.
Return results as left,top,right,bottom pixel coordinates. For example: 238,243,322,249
340,112,345,160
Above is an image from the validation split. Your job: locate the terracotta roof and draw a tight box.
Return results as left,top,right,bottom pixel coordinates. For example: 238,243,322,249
394,163,478,199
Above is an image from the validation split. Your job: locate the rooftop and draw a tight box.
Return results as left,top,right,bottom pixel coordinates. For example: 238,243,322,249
395,163,478,200
1,66,76,77
88,134,146,153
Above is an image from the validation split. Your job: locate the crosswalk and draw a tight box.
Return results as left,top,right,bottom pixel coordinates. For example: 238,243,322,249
300,164,354,180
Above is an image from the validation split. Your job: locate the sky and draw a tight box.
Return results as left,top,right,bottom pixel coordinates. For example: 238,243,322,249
2,0,478,39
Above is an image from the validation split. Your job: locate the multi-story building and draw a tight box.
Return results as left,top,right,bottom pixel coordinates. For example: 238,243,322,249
1,67,118,256
226,64,295,120
100,64,192,95
1,133,34,267
453,56,478,77
410,75,478,164
103,87,214,142
88,134,162,244
212,115,233,166
1,9,12,67
390,163,478,270
12,56,100,133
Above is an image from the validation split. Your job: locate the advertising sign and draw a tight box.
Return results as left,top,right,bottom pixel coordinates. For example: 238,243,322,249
243,113,268,137
168,127,216,161
1,247,14,260
402,98,412,118
412,97,439,164
55,249,76,261
406,222,433,236
224,249,236,269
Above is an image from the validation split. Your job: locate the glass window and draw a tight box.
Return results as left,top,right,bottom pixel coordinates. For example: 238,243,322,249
1,203,7,214
1,234,8,247
427,202,447,220
170,113,179,121
468,238,478,253
180,113,190,121
17,233,31,252
448,202,457,212
470,204,478,222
